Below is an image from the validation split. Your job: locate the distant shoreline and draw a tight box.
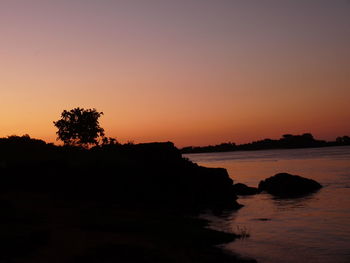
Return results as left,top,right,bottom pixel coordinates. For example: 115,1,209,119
180,133,350,154
183,144,350,155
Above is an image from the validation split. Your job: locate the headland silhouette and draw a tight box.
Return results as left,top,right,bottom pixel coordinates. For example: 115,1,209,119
0,134,258,263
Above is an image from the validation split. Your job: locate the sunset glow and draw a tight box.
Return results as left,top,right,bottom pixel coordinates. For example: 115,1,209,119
1,0,349,146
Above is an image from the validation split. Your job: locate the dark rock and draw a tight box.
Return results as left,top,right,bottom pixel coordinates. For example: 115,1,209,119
190,167,242,210
233,183,259,195
258,173,322,197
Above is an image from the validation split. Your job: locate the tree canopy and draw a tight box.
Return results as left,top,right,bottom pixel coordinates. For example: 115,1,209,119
53,107,105,147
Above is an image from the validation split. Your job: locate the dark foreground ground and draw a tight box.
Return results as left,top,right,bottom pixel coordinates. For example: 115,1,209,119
0,191,255,263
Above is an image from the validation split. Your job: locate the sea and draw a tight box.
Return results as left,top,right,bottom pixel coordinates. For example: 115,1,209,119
185,146,350,263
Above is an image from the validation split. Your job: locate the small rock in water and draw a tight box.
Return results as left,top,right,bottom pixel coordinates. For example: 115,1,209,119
258,173,322,197
233,183,260,195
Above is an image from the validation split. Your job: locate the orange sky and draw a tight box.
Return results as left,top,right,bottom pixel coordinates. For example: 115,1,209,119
1,0,349,147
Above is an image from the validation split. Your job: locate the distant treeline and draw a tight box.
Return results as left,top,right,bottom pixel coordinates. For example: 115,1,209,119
181,134,350,154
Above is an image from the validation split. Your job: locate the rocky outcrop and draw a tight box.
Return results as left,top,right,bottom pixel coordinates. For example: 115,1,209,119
0,139,242,212
258,173,322,197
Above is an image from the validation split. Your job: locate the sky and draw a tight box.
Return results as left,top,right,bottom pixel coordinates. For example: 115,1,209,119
1,0,349,147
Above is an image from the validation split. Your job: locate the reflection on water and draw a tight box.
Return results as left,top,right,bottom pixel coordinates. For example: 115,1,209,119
271,194,317,210
187,146,350,263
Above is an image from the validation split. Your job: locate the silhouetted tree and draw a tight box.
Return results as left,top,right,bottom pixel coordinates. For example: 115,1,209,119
102,137,119,146
336,136,350,145
53,108,105,147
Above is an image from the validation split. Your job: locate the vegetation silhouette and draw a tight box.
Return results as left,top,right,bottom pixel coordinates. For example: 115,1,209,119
53,107,105,147
336,135,350,145
181,133,350,154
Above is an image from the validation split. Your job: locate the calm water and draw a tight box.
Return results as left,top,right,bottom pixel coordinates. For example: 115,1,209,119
185,146,350,263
